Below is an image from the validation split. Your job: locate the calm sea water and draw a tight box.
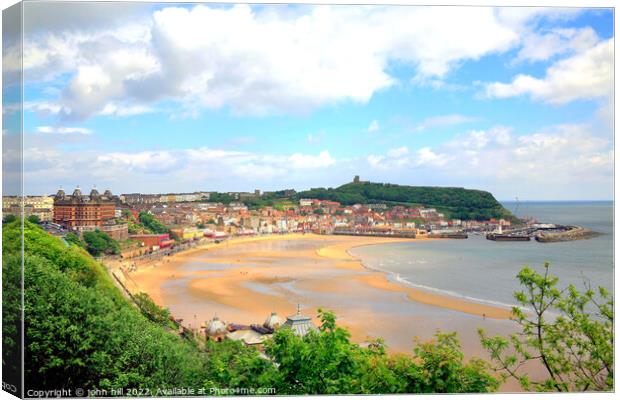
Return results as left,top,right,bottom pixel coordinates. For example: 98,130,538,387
350,201,614,309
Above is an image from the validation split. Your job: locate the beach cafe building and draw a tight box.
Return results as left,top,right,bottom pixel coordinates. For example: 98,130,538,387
205,309,317,349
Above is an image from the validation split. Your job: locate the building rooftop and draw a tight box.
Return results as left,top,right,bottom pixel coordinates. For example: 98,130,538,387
226,329,269,346
205,315,227,336
263,312,285,330
283,306,318,337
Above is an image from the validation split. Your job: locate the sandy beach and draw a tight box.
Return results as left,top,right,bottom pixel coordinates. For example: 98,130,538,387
123,233,546,391
126,234,514,340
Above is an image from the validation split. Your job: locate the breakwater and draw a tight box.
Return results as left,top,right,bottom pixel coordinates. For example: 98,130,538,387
535,226,600,242
427,232,468,239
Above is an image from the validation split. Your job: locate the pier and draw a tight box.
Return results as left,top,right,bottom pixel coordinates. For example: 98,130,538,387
485,224,597,243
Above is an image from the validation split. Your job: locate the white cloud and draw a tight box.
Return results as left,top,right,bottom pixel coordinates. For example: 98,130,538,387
445,124,612,198
367,145,450,170
289,150,336,169
361,123,612,199
366,154,385,169
24,101,66,116
23,145,339,193
485,38,612,104
96,151,179,174
447,126,513,149
21,4,581,119
515,27,599,63
414,114,477,131
415,147,450,167
367,120,380,133
36,126,92,135
387,146,409,158
98,103,154,117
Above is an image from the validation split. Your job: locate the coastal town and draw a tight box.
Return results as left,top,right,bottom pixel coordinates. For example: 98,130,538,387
5,179,517,254
4,177,541,348
3,177,590,259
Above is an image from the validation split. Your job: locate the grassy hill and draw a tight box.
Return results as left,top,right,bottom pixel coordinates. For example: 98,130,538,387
297,181,516,221
3,220,208,391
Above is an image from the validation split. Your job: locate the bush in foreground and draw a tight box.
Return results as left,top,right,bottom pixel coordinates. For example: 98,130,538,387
479,262,613,391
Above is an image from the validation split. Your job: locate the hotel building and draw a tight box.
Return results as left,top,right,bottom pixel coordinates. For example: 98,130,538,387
53,187,118,230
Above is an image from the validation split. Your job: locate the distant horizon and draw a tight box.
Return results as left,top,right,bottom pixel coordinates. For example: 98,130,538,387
11,187,615,204
10,177,617,202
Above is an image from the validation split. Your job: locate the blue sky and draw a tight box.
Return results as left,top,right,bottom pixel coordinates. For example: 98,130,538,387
6,3,614,199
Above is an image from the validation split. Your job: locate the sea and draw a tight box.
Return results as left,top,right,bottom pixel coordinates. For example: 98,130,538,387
349,201,614,311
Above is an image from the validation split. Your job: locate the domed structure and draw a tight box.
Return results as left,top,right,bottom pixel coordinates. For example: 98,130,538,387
89,187,100,200
103,189,113,198
205,316,227,341
55,188,65,199
72,187,82,198
263,312,285,331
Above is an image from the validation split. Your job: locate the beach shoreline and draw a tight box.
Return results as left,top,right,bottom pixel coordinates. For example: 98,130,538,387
124,233,513,326
121,232,538,390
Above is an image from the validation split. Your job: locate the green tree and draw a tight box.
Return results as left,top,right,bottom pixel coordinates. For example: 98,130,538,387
264,309,498,395
3,214,17,223
296,181,516,222
83,230,120,257
134,292,172,327
202,339,276,391
209,193,235,204
138,212,169,234
479,263,613,392
26,215,40,224
6,221,208,392
398,332,499,393
2,221,22,391
64,232,85,248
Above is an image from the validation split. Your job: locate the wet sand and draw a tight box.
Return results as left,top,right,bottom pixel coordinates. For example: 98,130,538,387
126,233,545,391
128,234,513,336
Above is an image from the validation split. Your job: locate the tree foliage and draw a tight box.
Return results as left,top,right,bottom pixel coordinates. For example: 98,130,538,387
64,232,85,248
83,230,120,257
262,309,499,394
479,262,613,392
2,222,22,391
134,292,173,328
3,214,17,223
138,212,169,234
297,181,515,221
4,221,207,392
208,193,235,205
26,215,40,224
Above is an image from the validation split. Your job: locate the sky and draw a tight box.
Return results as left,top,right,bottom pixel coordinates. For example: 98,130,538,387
3,2,614,199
